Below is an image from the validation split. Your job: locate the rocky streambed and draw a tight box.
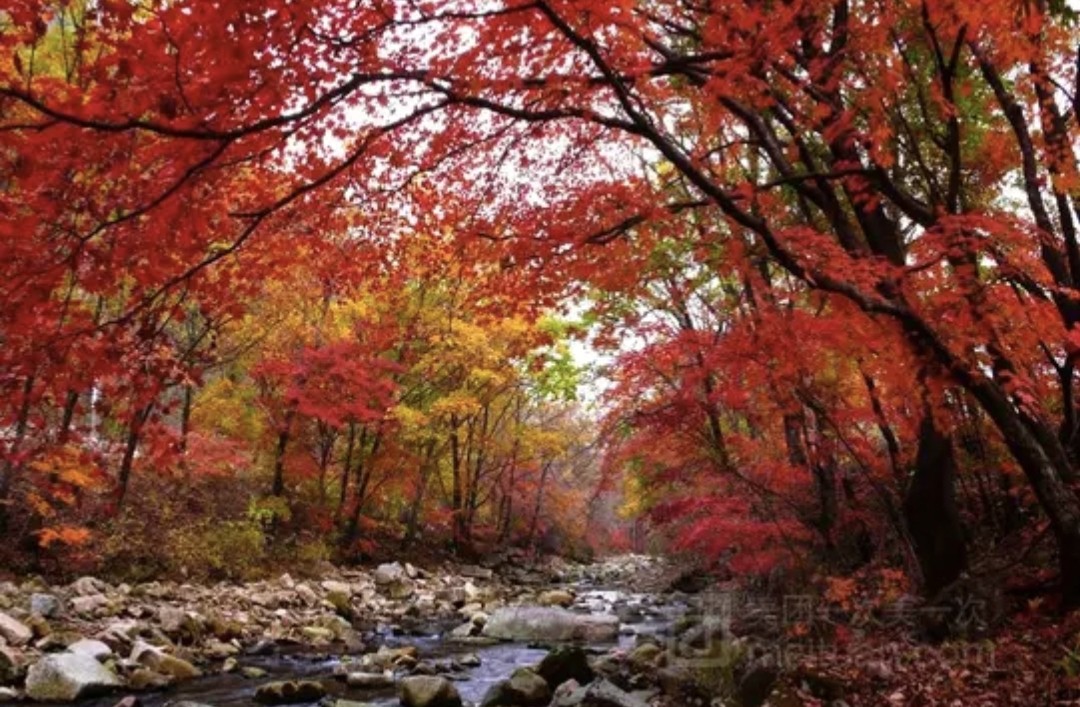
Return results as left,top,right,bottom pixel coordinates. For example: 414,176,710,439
0,554,725,707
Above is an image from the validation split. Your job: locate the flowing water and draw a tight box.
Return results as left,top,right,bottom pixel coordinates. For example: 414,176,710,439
47,581,686,707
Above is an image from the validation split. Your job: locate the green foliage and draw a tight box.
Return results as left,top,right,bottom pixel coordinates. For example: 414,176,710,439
247,495,293,528
165,520,268,582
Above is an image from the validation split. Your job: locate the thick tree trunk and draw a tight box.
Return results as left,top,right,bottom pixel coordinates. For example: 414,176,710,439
965,377,1080,605
903,414,968,597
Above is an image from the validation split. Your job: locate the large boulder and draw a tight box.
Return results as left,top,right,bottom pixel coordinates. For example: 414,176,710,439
25,653,122,701
0,612,32,646
482,607,619,643
480,667,551,707
398,675,462,707
537,645,595,689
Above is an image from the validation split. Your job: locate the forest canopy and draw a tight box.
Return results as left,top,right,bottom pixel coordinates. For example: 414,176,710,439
5,0,1080,628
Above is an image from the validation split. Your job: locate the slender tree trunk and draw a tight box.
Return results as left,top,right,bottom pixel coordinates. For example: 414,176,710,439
527,460,553,549
339,423,357,513
116,403,153,509
272,407,295,497
59,389,79,444
402,440,436,548
178,385,193,472
346,431,381,545
449,414,468,551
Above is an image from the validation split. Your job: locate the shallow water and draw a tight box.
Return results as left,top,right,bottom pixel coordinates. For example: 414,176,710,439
37,582,685,707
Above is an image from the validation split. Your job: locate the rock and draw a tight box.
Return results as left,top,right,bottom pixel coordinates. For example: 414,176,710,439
0,687,18,702
70,577,107,596
398,675,462,707
241,666,267,679
301,626,335,643
627,642,663,671
67,638,114,661
222,657,238,673
345,671,394,688
253,679,326,705
127,668,173,691
480,667,551,707
25,653,123,701
0,646,24,683
457,653,481,668
436,587,467,607
321,580,352,596
483,607,619,643
550,679,648,707
131,642,201,680
0,612,32,646
204,638,239,659
537,645,595,689
112,697,142,707
373,563,413,600
459,565,493,580
294,584,318,605
538,590,575,608
325,590,353,617
157,607,201,642
70,594,109,616
30,593,62,618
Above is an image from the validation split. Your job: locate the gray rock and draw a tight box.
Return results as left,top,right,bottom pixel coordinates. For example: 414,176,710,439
480,667,551,707
30,593,61,618
550,679,648,707
373,563,413,600
70,594,109,616
0,612,32,646
459,565,493,580
67,639,114,662
25,653,122,701
253,679,326,704
398,675,461,707
70,577,107,596
482,607,619,643
0,686,17,701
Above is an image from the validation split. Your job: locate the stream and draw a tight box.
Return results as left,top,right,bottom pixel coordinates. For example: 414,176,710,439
41,584,688,707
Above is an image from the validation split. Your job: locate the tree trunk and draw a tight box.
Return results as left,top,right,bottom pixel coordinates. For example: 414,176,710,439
272,407,295,497
903,414,968,597
116,403,153,509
